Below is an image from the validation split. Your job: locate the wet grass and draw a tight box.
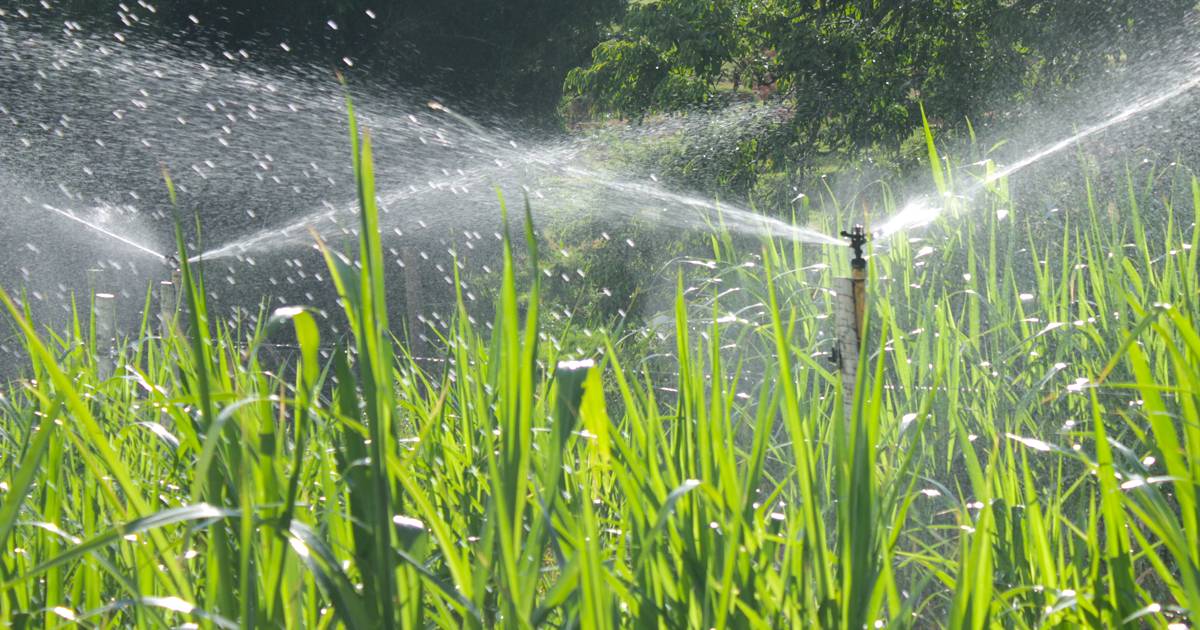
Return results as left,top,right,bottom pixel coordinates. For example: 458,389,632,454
1,108,1199,628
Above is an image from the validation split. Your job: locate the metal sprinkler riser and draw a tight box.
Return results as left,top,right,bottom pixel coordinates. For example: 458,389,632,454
832,225,868,417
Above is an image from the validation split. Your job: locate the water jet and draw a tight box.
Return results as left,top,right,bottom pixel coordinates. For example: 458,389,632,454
43,204,168,263
874,65,1200,241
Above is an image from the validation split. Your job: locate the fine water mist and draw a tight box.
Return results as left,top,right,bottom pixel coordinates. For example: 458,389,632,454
874,51,1200,241
1,11,840,340
4,2,1200,347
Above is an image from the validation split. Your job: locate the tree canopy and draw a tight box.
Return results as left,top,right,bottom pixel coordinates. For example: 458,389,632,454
565,1,1198,168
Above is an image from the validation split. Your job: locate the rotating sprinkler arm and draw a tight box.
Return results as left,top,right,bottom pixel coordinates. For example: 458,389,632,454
840,225,868,271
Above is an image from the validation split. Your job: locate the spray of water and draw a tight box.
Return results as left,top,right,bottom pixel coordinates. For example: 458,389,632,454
41,204,167,261
4,1,1199,373
985,74,1200,185
3,8,842,291
560,167,842,246
874,66,1200,240
7,5,1196,293
188,100,839,263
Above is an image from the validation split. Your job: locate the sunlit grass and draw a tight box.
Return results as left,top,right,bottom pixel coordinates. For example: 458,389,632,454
1,105,1198,628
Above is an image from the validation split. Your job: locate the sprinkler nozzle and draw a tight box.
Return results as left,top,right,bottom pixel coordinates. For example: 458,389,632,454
840,225,868,270
164,254,181,270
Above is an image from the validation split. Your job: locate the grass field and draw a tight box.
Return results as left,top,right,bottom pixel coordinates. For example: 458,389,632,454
1,109,1199,628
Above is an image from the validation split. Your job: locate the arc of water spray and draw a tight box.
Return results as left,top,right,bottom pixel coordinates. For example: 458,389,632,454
984,73,1200,185
192,165,841,261
194,118,843,261
187,174,464,262
560,166,844,246
874,71,1200,240
190,101,517,262
43,204,168,261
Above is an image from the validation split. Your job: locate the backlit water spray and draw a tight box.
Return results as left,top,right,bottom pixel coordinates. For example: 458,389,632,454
41,203,167,262
187,100,841,263
559,167,842,246
2,10,845,347
7,3,1196,336
874,67,1200,240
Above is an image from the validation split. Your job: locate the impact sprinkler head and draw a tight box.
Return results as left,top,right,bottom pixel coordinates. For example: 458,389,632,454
840,225,868,270
164,254,181,270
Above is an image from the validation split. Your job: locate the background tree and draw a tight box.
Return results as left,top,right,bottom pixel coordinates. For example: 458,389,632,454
564,0,1199,196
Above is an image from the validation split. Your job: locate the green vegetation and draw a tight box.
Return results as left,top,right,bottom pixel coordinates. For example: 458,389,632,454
1,100,1199,628
566,1,1199,198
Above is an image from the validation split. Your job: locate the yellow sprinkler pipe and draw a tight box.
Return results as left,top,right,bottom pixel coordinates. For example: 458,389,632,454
845,225,868,338
833,225,868,418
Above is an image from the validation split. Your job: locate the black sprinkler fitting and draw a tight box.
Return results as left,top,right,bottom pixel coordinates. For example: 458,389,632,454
840,225,868,270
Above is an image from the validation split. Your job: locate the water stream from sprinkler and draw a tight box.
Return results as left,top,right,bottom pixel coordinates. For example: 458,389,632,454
559,167,843,246
188,102,842,263
42,204,167,262
3,14,843,271
874,68,1200,240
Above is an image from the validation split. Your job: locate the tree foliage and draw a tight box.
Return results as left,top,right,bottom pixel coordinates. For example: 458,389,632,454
565,0,1198,166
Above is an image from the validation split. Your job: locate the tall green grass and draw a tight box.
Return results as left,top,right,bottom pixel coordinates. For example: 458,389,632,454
0,106,1198,628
